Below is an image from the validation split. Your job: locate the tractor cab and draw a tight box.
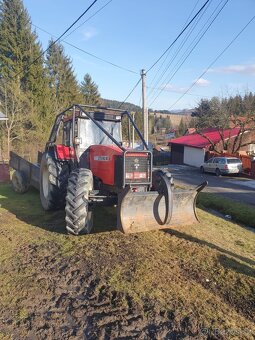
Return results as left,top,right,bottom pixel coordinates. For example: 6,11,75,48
48,105,147,160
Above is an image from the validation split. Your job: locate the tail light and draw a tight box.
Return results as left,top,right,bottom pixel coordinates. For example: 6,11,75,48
224,165,229,169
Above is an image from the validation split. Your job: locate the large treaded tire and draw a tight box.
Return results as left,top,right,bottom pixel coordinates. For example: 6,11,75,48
40,152,69,211
12,170,29,194
65,168,93,235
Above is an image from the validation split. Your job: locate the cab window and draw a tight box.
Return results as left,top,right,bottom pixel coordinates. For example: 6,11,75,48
64,121,72,146
56,120,72,146
56,121,64,145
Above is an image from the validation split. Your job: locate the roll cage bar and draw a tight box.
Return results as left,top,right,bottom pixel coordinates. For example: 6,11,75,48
47,104,149,152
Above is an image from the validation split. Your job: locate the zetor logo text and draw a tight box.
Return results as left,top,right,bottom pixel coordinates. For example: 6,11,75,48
94,156,110,161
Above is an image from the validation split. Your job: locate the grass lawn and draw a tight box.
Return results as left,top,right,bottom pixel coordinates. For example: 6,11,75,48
0,183,254,339
197,192,255,228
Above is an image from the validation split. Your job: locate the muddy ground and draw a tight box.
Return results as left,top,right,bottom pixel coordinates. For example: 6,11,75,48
1,241,205,339
0,184,254,339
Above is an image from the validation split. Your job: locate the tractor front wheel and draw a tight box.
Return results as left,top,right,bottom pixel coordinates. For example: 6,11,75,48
65,168,93,235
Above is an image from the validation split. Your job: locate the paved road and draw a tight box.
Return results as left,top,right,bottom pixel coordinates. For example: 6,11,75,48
158,164,255,206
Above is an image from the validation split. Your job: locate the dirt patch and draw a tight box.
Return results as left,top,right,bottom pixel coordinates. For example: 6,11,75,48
0,237,254,339
0,184,255,339
0,243,203,339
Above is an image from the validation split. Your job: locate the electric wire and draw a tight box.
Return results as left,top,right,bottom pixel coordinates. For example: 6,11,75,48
33,24,138,74
118,78,142,109
14,0,99,79
64,0,114,39
147,86,211,98
168,14,255,110
147,0,210,73
120,0,210,110
147,9,204,97
149,0,227,105
149,0,229,107
147,0,202,92
147,0,211,99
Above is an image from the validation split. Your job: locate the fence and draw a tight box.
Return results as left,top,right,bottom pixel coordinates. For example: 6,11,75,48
0,162,10,182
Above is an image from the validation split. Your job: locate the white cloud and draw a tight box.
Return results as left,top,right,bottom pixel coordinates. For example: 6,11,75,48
209,64,255,75
159,83,188,93
193,78,210,87
160,83,174,90
82,27,98,41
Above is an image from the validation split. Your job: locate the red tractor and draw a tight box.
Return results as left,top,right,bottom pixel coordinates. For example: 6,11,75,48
10,105,206,235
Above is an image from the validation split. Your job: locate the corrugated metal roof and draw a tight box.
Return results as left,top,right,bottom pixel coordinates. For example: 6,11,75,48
169,128,240,149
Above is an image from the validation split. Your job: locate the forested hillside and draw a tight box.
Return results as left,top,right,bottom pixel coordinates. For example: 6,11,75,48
100,98,141,112
0,0,254,159
0,0,100,159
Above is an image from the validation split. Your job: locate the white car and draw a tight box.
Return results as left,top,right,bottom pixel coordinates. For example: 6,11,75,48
200,157,242,176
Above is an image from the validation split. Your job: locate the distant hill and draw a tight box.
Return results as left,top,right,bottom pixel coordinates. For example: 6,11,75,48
101,98,194,116
169,109,194,115
101,98,141,112
149,109,194,115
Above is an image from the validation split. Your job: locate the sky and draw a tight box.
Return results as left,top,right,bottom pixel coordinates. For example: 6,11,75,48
23,0,255,111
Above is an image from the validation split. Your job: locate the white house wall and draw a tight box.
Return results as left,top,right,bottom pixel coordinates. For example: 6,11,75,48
183,146,205,167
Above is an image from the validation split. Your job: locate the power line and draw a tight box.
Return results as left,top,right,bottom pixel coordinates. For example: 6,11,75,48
147,0,203,92
118,78,141,108
149,0,229,107
149,0,225,105
64,0,114,39
147,0,210,73
14,0,99,79
148,0,212,100
120,0,210,110
33,24,138,75
168,14,255,110
147,86,211,98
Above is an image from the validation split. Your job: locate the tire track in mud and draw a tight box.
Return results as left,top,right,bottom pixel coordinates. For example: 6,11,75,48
1,243,203,340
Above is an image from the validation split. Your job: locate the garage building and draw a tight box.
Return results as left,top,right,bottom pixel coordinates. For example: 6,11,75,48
169,128,240,167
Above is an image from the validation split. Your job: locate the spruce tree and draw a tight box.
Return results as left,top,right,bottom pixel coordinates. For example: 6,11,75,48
0,0,48,103
177,118,187,136
46,39,83,111
0,0,50,154
80,73,101,105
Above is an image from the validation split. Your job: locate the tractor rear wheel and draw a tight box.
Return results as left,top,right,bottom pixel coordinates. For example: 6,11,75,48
65,168,93,235
40,153,69,210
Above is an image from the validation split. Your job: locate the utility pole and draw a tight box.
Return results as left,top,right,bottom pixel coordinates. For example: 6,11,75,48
141,69,148,145
132,112,135,148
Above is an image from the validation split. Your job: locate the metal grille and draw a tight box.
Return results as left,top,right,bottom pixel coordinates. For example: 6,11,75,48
125,153,151,184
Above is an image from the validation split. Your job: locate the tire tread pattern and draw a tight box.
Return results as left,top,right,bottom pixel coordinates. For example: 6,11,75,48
65,168,93,235
40,153,69,210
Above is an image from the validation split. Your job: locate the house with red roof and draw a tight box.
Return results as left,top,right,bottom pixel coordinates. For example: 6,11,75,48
168,128,241,167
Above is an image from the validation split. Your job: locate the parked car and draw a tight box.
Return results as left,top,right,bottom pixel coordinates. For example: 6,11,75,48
200,157,242,176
